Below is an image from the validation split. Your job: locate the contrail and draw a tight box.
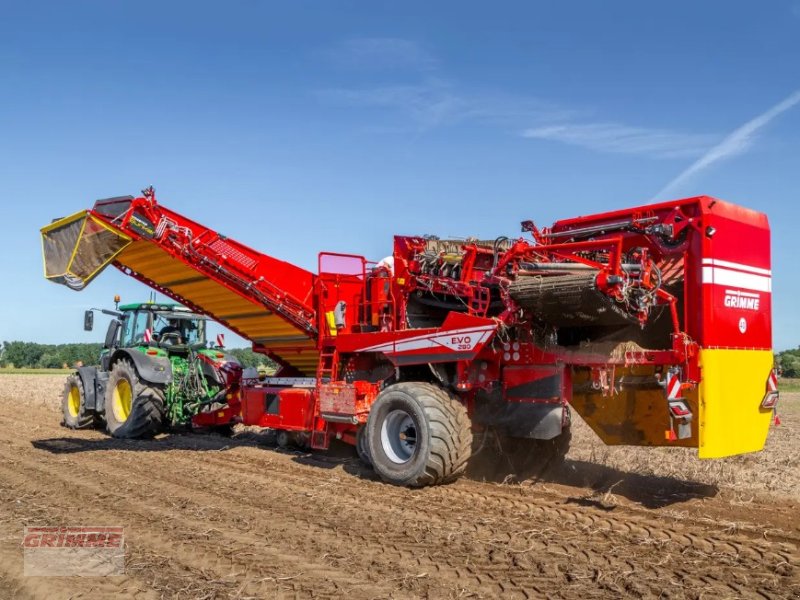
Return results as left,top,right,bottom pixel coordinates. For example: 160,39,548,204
652,89,800,201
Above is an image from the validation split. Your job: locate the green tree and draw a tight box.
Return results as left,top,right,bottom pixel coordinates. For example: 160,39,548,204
0,341,103,368
227,347,277,370
1,341,45,368
777,348,800,378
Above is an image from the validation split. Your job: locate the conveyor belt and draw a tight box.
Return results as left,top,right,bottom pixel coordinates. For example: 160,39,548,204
508,273,637,327
41,196,320,375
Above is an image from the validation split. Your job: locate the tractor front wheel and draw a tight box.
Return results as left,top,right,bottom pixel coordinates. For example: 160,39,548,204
61,374,95,429
104,359,164,439
366,382,472,487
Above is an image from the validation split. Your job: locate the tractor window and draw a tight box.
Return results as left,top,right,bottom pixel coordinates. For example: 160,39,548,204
183,318,206,346
152,313,207,347
122,311,152,346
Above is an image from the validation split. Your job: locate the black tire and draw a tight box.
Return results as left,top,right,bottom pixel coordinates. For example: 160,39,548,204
356,425,371,466
275,430,292,448
366,382,472,487
61,374,94,429
104,359,164,439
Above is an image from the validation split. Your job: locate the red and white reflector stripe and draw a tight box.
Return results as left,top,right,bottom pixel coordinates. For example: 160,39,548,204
143,328,152,343
767,369,778,393
665,370,682,400
216,333,225,348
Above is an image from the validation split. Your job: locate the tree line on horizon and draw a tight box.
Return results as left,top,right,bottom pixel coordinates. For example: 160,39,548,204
0,341,276,370
3,339,797,377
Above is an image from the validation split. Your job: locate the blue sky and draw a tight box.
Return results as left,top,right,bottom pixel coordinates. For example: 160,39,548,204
1,1,798,349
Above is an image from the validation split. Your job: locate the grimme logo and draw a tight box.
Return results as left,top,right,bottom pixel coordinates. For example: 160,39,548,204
23,526,124,576
723,289,760,311
24,527,123,548
129,212,156,238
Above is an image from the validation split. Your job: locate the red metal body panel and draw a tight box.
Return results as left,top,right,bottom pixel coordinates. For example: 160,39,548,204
698,205,771,349
502,365,563,403
241,386,316,431
334,313,498,365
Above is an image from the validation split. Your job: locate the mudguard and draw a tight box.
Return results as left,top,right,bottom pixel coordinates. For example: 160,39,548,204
76,366,98,411
473,394,566,440
111,349,172,385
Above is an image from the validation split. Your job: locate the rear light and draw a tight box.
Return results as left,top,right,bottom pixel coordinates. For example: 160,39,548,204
761,392,779,410
762,368,779,410
668,400,691,418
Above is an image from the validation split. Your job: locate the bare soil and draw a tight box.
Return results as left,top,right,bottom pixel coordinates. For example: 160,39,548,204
0,374,797,599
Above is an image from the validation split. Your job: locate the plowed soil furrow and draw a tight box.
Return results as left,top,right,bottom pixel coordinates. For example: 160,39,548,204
0,377,798,599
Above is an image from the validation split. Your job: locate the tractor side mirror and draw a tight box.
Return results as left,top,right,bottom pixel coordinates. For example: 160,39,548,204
104,320,121,349
84,310,94,331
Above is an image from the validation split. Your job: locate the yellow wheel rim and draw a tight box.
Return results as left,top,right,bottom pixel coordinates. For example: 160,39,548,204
67,385,81,418
112,379,132,423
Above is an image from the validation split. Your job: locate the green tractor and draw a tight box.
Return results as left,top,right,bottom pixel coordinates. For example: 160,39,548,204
62,300,243,438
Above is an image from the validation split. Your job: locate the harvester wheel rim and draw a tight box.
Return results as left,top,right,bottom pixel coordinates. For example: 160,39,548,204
112,379,133,423
67,385,81,418
381,409,417,464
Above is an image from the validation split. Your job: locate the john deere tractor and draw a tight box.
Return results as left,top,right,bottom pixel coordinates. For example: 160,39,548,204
62,300,242,438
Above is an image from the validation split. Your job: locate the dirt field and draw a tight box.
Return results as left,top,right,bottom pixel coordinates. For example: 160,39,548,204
0,374,797,599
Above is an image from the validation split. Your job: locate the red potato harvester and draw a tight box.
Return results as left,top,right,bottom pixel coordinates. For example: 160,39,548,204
41,187,778,487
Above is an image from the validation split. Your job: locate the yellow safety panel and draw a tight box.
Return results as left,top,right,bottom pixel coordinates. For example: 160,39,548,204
325,311,337,337
698,349,773,458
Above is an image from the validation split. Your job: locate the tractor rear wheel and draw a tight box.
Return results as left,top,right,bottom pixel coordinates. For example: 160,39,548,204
61,374,94,429
104,359,164,439
366,382,472,487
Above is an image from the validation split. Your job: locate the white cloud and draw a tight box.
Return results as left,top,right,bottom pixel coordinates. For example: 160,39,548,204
318,82,460,128
318,80,576,130
327,38,438,72
522,122,718,159
652,89,800,200
319,38,577,130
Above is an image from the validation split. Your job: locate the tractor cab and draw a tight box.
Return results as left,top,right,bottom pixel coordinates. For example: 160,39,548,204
116,303,208,353
86,302,210,370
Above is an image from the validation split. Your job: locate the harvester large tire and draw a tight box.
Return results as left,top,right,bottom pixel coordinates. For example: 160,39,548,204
61,374,94,429
355,425,371,466
104,359,164,439
366,382,472,487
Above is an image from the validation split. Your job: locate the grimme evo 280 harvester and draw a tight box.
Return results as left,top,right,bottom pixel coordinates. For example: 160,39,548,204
41,187,779,487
